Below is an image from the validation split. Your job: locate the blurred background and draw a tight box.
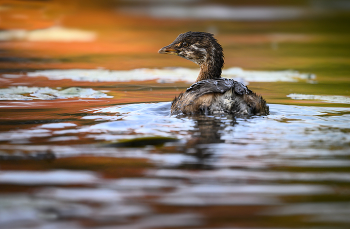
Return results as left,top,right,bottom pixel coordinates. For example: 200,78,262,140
1,0,350,77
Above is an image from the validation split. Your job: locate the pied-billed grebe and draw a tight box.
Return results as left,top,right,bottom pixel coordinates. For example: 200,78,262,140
159,31,269,116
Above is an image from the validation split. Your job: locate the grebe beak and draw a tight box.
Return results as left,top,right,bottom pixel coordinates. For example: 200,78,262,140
158,45,178,55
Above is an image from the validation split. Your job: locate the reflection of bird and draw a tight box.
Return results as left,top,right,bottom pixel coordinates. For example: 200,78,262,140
159,31,269,116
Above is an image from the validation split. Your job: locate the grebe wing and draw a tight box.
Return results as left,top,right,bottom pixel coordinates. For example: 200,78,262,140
186,78,249,98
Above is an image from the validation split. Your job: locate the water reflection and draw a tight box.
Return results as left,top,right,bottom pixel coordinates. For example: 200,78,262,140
1,101,350,228
175,114,237,169
190,115,236,144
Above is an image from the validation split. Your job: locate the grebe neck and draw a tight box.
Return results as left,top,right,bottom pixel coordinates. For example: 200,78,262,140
196,44,224,82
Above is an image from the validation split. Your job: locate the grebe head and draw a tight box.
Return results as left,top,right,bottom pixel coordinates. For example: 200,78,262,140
159,31,224,81
159,31,223,66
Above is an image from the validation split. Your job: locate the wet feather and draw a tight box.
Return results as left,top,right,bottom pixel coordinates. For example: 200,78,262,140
159,31,269,116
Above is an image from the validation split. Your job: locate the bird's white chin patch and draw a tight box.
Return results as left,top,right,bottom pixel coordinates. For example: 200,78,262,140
179,50,205,65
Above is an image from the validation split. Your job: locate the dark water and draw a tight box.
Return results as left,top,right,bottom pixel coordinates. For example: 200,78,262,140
1,1,350,228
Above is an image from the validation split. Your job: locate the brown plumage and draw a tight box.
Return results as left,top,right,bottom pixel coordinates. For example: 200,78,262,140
159,31,269,116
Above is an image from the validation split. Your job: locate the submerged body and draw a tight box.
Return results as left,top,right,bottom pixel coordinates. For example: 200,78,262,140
159,31,269,116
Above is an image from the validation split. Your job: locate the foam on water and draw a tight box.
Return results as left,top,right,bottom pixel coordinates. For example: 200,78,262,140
288,93,350,104
0,86,112,100
0,170,99,185
4,68,313,84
